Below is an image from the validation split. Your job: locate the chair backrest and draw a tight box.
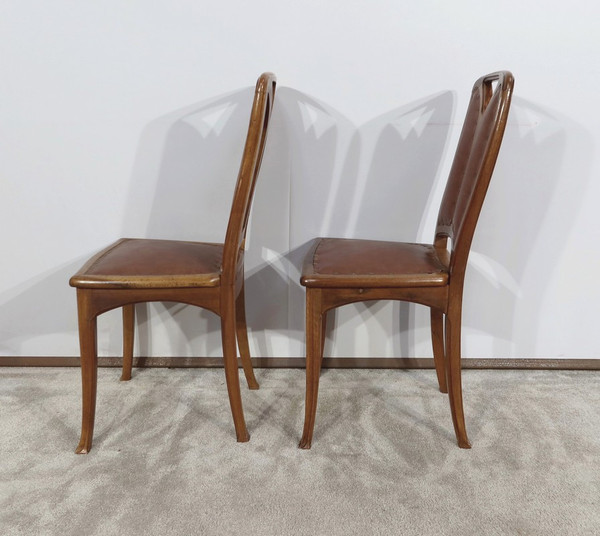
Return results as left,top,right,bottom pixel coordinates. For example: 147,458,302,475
222,72,276,284
435,71,513,284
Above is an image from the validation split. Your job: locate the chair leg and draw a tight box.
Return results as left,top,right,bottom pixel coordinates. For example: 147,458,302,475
235,283,259,390
299,289,324,449
75,291,99,454
430,308,448,393
321,312,327,364
445,306,471,449
221,295,250,442
120,304,135,382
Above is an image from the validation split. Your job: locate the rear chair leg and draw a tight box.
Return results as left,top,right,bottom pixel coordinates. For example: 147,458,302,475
321,312,327,363
221,296,250,442
445,308,471,449
235,284,259,390
120,304,135,382
430,308,448,393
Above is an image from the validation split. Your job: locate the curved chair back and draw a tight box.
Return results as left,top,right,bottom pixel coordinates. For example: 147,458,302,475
436,71,513,284
222,72,277,284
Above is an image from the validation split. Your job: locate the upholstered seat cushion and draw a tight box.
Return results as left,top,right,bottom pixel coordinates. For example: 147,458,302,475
301,238,449,288
70,238,223,289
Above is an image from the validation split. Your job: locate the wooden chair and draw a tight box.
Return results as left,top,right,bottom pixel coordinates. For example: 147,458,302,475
299,71,513,449
70,73,276,454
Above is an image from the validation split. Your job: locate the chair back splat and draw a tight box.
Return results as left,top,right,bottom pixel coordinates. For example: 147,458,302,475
299,71,513,450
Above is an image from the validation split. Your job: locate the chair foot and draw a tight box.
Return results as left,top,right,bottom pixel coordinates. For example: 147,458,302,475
119,372,132,382
247,378,259,390
75,437,92,454
458,438,472,449
236,430,250,442
298,436,312,449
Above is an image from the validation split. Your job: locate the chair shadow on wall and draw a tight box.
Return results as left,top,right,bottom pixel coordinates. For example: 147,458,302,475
118,85,457,362
0,87,275,358
462,97,592,358
0,261,86,355
0,91,592,369
263,93,592,368
115,86,290,362
255,88,456,360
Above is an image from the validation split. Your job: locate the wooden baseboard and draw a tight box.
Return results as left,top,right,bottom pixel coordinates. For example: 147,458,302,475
0,356,598,370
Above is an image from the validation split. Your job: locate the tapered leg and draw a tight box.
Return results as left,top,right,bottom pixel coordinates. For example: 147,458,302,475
120,304,135,382
299,289,324,449
75,291,99,454
445,306,471,448
430,308,448,393
235,283,259,390
221,293,250,442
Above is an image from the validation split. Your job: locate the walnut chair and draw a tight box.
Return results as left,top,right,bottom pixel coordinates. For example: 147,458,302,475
299,71,513,449
70,72,276,454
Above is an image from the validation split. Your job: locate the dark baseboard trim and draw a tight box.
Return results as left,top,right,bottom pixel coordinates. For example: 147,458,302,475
0,356,599,370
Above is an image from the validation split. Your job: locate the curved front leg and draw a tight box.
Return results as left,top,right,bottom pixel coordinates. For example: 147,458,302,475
75,290,99,454
299,289,324,449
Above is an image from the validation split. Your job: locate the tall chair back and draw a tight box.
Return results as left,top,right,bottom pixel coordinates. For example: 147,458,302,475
222,73,277,285
436,72,514,283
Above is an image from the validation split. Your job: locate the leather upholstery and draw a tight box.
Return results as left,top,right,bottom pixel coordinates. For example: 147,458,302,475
301,238,449,288
70,238,223,288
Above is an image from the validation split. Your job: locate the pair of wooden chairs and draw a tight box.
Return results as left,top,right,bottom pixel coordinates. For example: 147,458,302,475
70,71,514,453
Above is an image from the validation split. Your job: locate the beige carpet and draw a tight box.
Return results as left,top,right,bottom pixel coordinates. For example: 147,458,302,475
1,367,599,535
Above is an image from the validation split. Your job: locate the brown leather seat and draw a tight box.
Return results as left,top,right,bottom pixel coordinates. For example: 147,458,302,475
69,73,276,454
299,71,514,450
302,238,449,288
71,239,223,288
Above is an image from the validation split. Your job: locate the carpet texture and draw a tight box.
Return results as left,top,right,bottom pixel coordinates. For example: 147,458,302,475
1,367,599,535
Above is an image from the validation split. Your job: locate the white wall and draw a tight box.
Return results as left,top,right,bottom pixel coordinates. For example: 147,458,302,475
1,0,598,359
